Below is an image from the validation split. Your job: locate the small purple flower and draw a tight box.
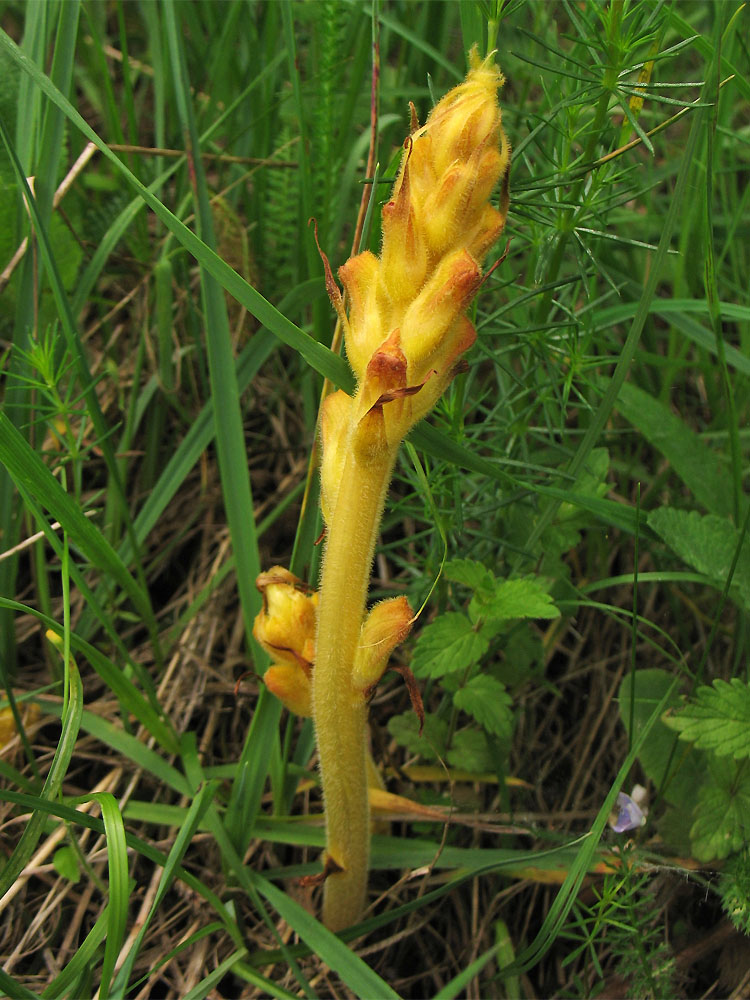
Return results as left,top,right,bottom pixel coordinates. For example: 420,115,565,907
610,791,646,833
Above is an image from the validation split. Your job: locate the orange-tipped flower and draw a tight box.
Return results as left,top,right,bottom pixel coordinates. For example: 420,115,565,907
253,569,412,717
253,567,317,672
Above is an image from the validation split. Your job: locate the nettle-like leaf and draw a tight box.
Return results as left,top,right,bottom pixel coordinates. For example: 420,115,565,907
446,728,494,773
690,756,750,862
453,674,513,738
497,625,544,686
648,507,750,609
665,678,750,759
470,577,560,626
411,612,489,679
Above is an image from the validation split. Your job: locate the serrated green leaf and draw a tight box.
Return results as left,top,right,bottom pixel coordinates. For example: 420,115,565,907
444,558,495,596
690,756,750,861
446,729,494,773
665,678,750,758
387,711,448,761
471,578,560,626
648,507,750,608
453,675,513,737
411,612,489,679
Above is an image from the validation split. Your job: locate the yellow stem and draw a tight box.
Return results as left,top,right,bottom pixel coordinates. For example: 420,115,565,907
313,435,397,931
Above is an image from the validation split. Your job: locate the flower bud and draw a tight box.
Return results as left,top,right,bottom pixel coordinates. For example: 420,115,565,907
351,596,414,694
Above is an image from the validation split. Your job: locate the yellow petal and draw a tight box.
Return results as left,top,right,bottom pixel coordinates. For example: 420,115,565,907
253,567,317,669
264,663,312,717
319,390,354,523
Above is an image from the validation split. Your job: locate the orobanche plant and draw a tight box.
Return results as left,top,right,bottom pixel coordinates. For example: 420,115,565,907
253,48,510,931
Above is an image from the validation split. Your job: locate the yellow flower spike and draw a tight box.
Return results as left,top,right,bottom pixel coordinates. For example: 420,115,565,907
253,567,317,672
264,663,313,718
351,597,414,695
306,48,509,932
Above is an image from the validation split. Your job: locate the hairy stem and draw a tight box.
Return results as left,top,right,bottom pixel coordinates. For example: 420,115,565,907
313,437,397,930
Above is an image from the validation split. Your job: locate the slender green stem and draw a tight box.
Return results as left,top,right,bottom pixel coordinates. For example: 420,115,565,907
313,435,397,931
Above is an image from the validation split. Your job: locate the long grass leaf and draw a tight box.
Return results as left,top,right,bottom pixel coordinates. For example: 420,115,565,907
0,122,159,654
108,780,221,999
0,788,239,941
0,415,154,633
504,680,680,977
75,793,129,999
0,656,83,900
0,599,177,753
0,28,353,392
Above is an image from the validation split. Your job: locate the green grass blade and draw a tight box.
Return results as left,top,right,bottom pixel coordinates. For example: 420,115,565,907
38,703,190,796
503,679,680,978
181,951,249,1000
224,688,281,851
108,779,221,999
433,944,502,1000
0,656,83,900
0,119,160,657
0,27,353,392
0,413,154,632
34,0,79,218
0,970,41,1000
74,792,129,999
42,903,110,1000
161,0,262,653
0,599,177,753
0,787,240,942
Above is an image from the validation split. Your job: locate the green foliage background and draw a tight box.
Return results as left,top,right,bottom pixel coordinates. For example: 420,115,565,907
0,0,748,996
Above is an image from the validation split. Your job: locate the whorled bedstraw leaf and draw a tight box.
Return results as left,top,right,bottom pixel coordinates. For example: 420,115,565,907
665,678,750,759
690,756,750,861
411,612,490,679
453,674,513,738
470,577,560,626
